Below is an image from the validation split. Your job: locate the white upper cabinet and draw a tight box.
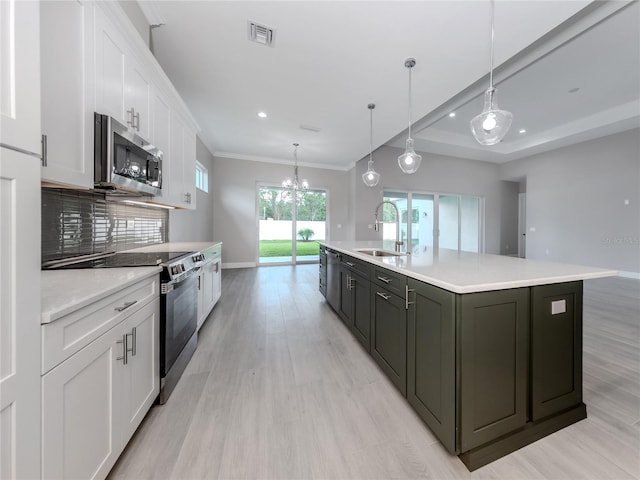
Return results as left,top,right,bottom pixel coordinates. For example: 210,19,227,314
40,0,95,189
124,57,152,140
1,0,41,155
38,0,199,204
168,111,197,209
95,6,152,139
94,8,126,124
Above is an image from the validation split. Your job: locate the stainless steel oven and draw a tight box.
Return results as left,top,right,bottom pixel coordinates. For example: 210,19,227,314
159,269,198,403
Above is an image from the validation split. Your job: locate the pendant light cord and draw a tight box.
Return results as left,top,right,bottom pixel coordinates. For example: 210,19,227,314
369,106,373,160
408,64,413,139
489,0,495,90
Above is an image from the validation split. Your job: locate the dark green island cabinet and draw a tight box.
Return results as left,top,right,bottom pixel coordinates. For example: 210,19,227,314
321,246,590,471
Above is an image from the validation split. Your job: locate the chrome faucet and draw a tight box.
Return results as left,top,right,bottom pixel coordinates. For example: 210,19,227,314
374,201,404,253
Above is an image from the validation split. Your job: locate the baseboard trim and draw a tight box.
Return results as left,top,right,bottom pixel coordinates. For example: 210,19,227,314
458,403,587,471
222,262,256,269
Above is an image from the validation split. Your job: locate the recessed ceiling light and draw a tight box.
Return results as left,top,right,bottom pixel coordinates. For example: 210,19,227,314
448,112,456,118
257,111,267,118
519,129,527,134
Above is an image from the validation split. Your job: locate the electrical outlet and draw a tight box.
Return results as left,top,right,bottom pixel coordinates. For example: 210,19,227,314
127,220,135,229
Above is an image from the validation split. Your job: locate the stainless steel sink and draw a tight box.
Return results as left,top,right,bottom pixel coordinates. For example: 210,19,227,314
355,248,407,257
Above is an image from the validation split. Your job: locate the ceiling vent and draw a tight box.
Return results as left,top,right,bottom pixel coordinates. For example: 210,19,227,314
248,21,275,47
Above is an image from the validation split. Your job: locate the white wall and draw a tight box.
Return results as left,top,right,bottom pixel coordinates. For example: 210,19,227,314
211,156,351,267
352,145,517,254
169,137,214,242
500,128,640,276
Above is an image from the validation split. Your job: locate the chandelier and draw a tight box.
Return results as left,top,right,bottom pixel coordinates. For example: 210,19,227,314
282,143,308,191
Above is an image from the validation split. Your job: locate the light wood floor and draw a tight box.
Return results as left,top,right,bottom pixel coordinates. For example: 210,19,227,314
108,266,640,480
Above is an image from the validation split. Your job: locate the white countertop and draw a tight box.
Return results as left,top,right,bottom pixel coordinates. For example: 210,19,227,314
41,266,162,324
321,241,617,294
123,241,222,253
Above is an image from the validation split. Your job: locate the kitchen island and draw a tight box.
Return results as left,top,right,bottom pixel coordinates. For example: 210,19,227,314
319,241,616,470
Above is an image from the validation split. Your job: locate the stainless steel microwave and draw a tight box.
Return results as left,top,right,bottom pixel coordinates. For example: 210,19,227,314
94,113,162,196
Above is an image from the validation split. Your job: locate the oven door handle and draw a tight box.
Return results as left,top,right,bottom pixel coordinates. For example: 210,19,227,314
161,270,197,295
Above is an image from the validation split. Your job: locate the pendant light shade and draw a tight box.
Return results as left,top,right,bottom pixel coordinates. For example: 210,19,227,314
282,143,308,191
398,58,422,174
362,103,380,187
470,0,513,145
470,88,513,145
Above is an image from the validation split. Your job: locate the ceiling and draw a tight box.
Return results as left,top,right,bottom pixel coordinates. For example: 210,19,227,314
142,1,639,170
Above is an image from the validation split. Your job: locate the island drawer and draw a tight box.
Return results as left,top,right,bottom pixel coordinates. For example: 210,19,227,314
341,254,371,278
372,265,406,297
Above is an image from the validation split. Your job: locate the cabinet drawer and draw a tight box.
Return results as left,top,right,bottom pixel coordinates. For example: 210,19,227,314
341,254,371,279
42,275,159,374
372,265,406,297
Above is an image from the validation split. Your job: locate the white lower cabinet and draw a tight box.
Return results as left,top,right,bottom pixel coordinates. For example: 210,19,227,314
197,258,222,331
42,293,159,480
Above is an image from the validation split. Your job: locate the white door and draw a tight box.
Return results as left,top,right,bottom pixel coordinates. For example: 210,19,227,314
42,326,122,480
518,192,527,258
0,150,41,480
121,299,160,442
0,0,41,154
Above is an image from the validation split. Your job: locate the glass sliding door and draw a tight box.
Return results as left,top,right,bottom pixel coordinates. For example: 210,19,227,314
257,186,326,265
295,189,326,263
383,190,482,253
460,196,480,252
438,195,460,250
258,186,294,264
412,193,435,248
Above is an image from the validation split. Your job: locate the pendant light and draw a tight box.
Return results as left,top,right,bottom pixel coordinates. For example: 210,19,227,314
470,0,513,145
397,58,422,175
362,103,380,187
282,143,309,191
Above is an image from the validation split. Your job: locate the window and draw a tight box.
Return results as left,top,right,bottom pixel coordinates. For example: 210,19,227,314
195,161,208,192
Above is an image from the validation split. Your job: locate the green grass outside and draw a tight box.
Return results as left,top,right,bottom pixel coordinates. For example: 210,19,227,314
259,240,320,257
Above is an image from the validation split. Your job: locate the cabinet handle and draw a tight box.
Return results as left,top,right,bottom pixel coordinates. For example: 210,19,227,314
41,134,48,167
198,275,201,290
377,276,391,284
214,262,220,273
346,262,355,267
130,327,137,357
116,334,128,365
405,285,415,310
115,300,137,312
127,108,135,128
133,111,140,131
376,291,391,301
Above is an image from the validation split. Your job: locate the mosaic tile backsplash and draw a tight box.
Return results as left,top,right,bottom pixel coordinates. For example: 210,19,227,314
42,188,168,263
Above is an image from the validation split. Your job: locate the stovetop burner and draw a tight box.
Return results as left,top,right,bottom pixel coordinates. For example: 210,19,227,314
42,251,192,270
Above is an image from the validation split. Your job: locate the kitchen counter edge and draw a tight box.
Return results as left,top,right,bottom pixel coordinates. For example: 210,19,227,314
41,266,163,324
320,241,617,294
